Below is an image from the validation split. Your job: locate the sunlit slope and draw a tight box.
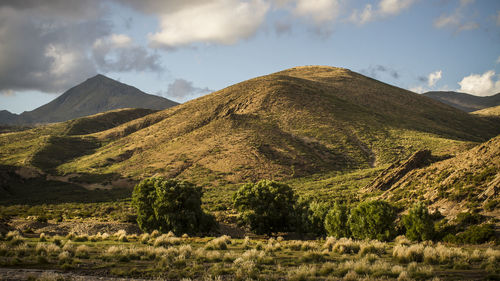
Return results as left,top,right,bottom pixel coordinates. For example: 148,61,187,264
0,108,156,172
57,66,500,185
374,134,500,216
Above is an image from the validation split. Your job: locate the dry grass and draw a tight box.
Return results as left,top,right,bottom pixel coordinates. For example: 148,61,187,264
75,245,91,259
359,240,386,256
331,238,361,254
205,235,231,250
153,234,182,247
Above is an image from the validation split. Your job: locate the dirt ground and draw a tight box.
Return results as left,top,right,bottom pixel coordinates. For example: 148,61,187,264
0,268,154,281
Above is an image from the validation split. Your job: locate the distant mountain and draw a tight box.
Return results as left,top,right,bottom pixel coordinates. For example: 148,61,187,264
0,74,178,125
422,91,500,112
3,66,495,186
0,110,18,124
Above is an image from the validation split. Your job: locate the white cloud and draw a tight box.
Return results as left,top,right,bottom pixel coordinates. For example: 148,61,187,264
350,4,374,25
293,0,341,23
378,0,415,15
350,0,415,25
149,0,269,48
497,10,500,26
433,0,478,32
458,70,500,96
109,34,132,47
409,86,426,94
434,14,459,28
428,70,442,87
496,56,500,64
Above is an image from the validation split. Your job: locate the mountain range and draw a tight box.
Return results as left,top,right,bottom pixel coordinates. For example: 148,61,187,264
1,66,499,221
0,74,178,125
423,91,500,112
2,66,499,185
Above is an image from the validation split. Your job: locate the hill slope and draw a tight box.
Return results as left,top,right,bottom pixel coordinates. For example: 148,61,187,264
0,108,156,172
0,74,178,125
367,134,500,217
472,105,500,117
423,91,500,112
49,66,500,186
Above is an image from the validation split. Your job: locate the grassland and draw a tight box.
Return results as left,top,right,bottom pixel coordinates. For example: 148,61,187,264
0,229,499,280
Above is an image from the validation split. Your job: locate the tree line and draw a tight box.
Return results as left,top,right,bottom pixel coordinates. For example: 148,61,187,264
132,178,496,244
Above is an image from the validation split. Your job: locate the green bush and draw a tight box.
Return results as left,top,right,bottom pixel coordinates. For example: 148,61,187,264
402,202,435,241
233,180,297,235
457,224,496,244
348,200,396,241
132,177,216,235
324,202,350,238
294,199,330,235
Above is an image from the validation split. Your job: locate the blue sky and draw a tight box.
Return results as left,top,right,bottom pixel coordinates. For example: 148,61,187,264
1,0,499,113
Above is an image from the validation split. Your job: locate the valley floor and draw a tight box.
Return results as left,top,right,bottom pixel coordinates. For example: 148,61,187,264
0,228,499,281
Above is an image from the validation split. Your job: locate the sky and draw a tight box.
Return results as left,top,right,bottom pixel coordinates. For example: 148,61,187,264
0,0,499,114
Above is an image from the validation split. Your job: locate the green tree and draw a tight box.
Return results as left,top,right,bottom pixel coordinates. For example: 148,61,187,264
307,201,330,235
402,202,435,241
348,200,396,241
324,202,350,238
233,180,297,235
132,177,216,235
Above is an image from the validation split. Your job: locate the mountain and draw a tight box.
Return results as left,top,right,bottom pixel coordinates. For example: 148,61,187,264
422,91,500,112
366,134,500,217
8,65,494,187
0,74,178,125
0,110,18,124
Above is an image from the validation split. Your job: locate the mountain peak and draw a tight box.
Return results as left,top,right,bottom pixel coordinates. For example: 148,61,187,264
8,74,178,124
86,74,114,83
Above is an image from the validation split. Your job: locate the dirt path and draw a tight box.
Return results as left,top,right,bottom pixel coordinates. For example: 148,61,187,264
0,268,154,281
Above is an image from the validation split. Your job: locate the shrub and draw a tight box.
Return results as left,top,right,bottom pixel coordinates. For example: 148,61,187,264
402,202,435,241
75,245,91,259
233,180,297,235
348,200,396,241
297,199,330,235
324,202,350,238
454,211,483,230
457,224,496,244
132,177,216,235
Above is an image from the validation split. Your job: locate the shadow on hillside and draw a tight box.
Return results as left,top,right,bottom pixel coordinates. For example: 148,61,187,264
0,164,132,206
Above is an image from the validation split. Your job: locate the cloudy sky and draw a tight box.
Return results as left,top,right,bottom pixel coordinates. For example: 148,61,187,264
1,0,499,113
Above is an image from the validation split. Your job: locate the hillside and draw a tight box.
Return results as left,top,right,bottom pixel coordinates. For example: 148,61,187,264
366,134,500,218
423,91,500,112
0,74,178,125
472,105,500,117
0,108,156,172
42,66,500,187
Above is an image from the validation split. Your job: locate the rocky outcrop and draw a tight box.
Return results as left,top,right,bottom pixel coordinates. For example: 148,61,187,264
364,150,432,192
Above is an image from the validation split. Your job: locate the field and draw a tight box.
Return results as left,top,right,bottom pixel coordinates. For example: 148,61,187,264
0,229,499,281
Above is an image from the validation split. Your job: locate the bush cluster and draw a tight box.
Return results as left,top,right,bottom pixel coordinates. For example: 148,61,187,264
132,177,216,235
233,180,398,240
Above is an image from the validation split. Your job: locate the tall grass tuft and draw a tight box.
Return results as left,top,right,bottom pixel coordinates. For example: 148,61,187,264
205,235,231,250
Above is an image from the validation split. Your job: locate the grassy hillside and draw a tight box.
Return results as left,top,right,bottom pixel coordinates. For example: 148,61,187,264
53,66,500,186
472,105,500,116
370,134,500,217
0,108,155,172
423,91,500,112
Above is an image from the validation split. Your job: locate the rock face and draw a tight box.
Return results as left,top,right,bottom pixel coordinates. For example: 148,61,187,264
364,150,432,192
